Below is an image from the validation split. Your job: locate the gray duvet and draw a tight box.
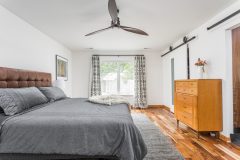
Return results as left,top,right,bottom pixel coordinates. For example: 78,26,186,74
0,98,147,160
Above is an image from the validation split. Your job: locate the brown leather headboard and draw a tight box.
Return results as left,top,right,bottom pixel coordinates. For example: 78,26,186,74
0,67,52,88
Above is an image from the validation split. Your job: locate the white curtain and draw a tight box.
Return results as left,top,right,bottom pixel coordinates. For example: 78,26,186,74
90,56,101,96
134,56,147,108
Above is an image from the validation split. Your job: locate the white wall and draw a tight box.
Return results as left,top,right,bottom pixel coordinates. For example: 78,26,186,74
160,1,240,137
161,45,188,112
72,51,162,105
0,5,72,96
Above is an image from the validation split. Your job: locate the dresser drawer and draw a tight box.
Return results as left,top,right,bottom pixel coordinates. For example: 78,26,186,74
178,104,193,114
175,81,198,95
176,94,196,105
187,81,197,88
175,82,187,93
178,111,193,127
186,87,198,95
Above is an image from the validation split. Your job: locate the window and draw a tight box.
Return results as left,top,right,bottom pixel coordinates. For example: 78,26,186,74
100,58,134,96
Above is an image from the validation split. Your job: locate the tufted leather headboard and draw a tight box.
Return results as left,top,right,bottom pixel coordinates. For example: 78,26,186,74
0,67,52,88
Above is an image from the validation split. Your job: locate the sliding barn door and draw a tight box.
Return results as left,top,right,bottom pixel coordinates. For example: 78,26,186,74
233,26,240,132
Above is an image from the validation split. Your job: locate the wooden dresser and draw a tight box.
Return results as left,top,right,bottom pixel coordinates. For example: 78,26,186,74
174,79,222,137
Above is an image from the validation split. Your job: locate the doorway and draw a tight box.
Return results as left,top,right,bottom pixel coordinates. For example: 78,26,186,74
171,58,175,105
231,26,240,145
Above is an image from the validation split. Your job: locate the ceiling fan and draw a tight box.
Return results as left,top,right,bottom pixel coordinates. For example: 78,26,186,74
85,0,149,36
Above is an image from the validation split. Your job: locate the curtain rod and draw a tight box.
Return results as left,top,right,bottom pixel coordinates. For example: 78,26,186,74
93,55,144,57
161,36,196,57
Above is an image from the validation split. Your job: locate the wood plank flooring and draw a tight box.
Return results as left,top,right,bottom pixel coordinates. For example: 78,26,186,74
132,107,240,160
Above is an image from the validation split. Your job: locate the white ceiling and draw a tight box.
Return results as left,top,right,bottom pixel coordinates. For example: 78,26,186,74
0,0,237,51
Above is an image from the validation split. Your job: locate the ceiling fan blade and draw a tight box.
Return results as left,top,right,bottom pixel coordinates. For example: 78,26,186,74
108,0,118,23
120,26,149,36
85,27,112,36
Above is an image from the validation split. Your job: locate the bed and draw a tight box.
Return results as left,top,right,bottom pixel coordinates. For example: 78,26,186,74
0,67,147,160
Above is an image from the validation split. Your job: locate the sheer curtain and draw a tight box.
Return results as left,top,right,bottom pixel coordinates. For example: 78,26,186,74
90,56,101,96
134,55,147,108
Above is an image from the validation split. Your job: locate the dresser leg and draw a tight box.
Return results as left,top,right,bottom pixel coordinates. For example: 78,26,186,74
177,120,179,128
215,132,220,139
197,132,200,139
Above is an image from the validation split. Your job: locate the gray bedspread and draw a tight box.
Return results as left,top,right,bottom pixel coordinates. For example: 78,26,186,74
0,98,147,160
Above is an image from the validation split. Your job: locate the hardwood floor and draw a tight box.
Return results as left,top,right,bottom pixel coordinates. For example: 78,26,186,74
132,107,240,160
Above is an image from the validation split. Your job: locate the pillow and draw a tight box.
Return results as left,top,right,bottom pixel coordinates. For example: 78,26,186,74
0,87,48,116
38,87,67,102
